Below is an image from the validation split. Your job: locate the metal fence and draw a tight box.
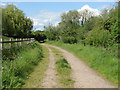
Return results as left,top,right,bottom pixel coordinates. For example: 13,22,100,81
0,38,35,50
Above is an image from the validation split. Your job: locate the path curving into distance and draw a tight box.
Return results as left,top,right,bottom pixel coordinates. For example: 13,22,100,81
41,44,116,88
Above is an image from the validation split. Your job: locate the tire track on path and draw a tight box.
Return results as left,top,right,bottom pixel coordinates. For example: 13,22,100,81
41,45,58,88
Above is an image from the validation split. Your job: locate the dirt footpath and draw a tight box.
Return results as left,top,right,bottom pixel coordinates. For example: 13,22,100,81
41,46,58,88
42,44,116,88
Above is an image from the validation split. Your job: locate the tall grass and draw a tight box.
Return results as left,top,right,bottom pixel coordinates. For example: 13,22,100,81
2,41,43,88
46,41,118,86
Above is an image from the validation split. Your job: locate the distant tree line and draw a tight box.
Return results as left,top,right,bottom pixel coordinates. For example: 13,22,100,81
31,30,46,42
44,3,119,48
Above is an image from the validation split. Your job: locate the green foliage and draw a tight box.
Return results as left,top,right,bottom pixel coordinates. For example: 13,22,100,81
44,10,80,44
79,5,118,48
2,44,25,60
32,31,46,41
60,10,80,43
2,41,43,88
2,4,33,38
44,4,118,48
45,24,59,41
2,36,13,40
84,28,113,47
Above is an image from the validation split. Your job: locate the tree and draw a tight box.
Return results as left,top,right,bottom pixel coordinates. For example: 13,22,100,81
32,31,46,42
60,10,80,43
2,4,33,38
44,24,59,41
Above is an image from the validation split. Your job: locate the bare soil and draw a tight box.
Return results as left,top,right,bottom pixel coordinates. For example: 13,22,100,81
41,45,58,88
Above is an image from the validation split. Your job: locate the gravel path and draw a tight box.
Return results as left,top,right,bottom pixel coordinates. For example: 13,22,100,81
42,44,116,88
41,45,58,88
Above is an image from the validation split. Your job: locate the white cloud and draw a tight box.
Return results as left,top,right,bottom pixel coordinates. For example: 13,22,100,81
31,10,61,30
39,23,44,26
43,19,49,23
0,3,7,6
31,18,44,26
31,18,39,26
77,5,101,22
35,27,42,30
78,5,101,16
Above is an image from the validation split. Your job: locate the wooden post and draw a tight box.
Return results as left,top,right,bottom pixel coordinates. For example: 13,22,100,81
27,38,28,44
9,39,11,48
20,38,21,46
30,38,31,43
0,38,2,50
2,39,4,49
16,38,17,46
29,38,30,43
32,38,33,43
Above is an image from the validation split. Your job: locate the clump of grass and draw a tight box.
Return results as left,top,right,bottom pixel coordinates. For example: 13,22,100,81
2,41,43,88
56,58,74,88
56,59,71,69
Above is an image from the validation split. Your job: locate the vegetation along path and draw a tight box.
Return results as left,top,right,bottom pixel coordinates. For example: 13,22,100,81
23,43,116,88
42,44,116,88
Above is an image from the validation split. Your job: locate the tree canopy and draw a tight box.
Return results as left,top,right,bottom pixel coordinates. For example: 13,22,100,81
2,4,33,38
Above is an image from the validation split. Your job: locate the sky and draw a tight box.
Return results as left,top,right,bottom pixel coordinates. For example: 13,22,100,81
1,1,117,31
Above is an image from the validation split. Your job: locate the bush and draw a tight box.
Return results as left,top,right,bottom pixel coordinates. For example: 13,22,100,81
61,36,77,44
84,28,113,47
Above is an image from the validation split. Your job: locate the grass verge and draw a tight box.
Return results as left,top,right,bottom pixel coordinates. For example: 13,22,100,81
2,41,43,88
23,45,49,88
46,41,118,86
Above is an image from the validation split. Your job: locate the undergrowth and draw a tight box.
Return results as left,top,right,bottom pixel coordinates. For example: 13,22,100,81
2,41,43,88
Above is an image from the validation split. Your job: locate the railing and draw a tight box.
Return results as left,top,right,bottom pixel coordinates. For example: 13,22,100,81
0,38,35,50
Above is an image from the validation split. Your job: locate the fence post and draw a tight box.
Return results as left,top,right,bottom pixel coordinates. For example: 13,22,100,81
3,39,4,49
0,38,2,50
31,38,33,43
9,39,12,48
16,38,17,46
20,38,21,46
27,38,29,44
29,38,30,43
